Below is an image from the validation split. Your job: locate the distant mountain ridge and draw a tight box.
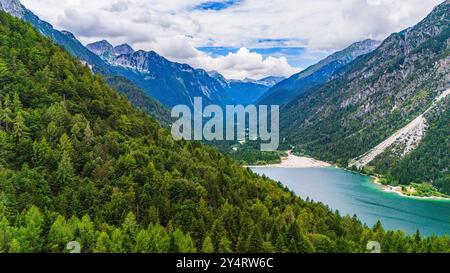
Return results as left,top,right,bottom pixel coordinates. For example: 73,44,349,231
86,40,114,59
114,43,135,56
208,72,284,105
258,39,381,106
242,76,286,87
0,0,286,111
87,40,229,109
87,40,282,108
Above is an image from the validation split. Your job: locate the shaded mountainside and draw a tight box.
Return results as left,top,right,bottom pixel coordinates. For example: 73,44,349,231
258,39,380,106
280,0,449,192
228,77,286,105
225,81,269,105
208,71,282,105
1,12,449,253
104,76,173,126
0,0,172,126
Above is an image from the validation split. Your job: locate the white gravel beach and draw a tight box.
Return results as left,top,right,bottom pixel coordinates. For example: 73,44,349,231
249,151,332,168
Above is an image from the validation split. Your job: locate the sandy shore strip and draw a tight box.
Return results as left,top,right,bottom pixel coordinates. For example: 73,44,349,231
248,151,333,168
372,178,450,201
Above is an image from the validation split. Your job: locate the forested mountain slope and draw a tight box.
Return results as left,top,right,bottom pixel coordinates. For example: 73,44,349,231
0,0,172,126
280,1,449,192
258,39,380,106
0,12,448,253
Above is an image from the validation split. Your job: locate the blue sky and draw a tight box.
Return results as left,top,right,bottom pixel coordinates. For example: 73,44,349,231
198,46,312,68
22,0,443,80
194,0,244,11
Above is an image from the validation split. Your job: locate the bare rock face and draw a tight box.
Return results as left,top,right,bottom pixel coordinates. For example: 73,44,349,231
113,44,135,56
86,40,114,59
110,50,151,73
86,41,136,62
0,0,25,18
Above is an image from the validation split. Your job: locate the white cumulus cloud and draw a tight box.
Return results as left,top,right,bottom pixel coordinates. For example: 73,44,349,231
191,47,300,80
21,0,443,79
139,36,300,79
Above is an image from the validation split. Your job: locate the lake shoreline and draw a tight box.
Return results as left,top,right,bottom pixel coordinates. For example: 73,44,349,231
250,166,450,236
370,177,450,201
343,169,450,201
245,151,450,201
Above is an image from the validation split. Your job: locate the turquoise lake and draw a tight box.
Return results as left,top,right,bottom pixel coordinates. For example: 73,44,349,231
251,167,450,236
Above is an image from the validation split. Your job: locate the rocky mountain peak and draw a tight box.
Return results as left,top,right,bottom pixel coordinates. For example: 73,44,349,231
346,39,381,53
0,0,25,18
86,40,114,56
327,39,381,64
113,44,134,56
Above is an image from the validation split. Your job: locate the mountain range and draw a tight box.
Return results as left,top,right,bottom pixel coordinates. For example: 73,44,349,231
86,40,229,109
1,0,376,114
1,0,279,122
86,40,282,108
208,71,285,105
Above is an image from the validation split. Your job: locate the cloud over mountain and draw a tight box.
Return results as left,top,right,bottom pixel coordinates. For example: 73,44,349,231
21,0,442,79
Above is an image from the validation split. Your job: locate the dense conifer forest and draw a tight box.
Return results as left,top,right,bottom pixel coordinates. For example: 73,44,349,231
0,12,449,253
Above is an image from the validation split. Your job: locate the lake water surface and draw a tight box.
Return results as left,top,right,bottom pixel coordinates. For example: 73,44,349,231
251,167,450,236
